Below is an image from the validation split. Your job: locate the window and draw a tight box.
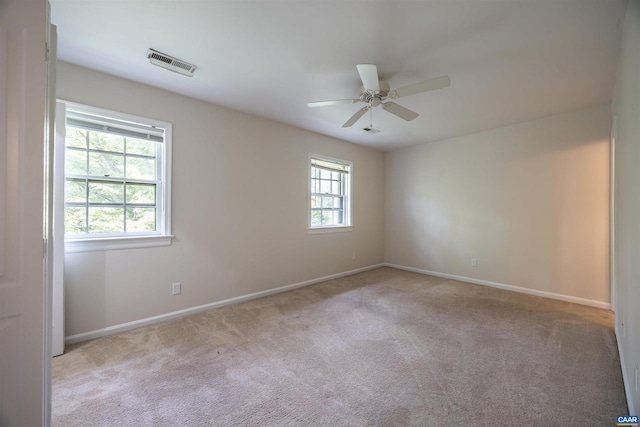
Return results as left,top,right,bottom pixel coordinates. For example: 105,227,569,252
309,155,352,231
59,102,172,251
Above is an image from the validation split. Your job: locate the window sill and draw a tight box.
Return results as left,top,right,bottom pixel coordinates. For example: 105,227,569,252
308,226,353,234
65,235,174,253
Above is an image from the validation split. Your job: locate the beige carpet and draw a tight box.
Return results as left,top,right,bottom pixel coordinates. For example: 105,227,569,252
52,267,627,426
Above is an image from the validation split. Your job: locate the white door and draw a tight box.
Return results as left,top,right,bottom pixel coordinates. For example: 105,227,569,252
0,0,51,425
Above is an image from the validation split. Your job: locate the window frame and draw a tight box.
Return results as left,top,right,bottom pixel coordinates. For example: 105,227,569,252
59,101,173,252
308,153,353,233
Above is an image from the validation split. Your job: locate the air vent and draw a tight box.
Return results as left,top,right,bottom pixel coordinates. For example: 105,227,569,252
362,127,380,133
147,48,196,77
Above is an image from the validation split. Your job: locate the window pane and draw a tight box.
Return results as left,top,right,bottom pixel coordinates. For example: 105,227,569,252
311,210,322,226
88,207,124,233
332,171,340,180
65,148,87,175
322,196,333,208
88,181,124,204
321,210,333,225
126,138,157,157
311,195,319,209
65,179,86,203
320,169,330,179
89,131,125,153
331,181,341,194
89,152,124,177
65,206,86,234
320,180,331,194
126,156,156,180
66,128,87,148
126,183,156,204
126,208,156,232
311,167,318,179
334,197,342,209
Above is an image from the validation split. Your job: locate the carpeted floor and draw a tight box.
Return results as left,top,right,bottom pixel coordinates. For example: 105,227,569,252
52,267,627,426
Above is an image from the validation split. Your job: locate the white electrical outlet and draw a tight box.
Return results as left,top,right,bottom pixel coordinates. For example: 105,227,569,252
471,258,477,267
172,282,181,295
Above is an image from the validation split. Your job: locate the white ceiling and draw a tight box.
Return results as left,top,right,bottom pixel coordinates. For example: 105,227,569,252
50,1,627,152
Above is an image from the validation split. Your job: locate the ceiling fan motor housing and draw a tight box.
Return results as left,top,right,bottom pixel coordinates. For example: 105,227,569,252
359,80,390,106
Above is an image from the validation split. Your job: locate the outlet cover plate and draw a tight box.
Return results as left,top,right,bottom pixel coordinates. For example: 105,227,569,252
172,283,181,295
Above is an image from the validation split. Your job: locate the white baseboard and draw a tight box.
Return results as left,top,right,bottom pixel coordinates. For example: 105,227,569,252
615,324,635,415
65,262,611,345
65,263,385,345
384,263,610,310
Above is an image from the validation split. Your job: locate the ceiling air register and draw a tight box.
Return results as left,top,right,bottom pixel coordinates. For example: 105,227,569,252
147,48,197,77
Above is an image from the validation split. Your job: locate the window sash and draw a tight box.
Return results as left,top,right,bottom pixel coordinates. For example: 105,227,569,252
64,124,163,237
309,156,351,228
65,178,158,207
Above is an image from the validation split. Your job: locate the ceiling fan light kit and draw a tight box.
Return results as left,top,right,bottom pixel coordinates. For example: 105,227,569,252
308,64,450,130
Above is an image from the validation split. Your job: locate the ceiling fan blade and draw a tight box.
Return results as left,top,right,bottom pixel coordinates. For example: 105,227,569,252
342,106,370,128
391,75,450,98
382,102,419,121
307,99,359,108
356,64,380,92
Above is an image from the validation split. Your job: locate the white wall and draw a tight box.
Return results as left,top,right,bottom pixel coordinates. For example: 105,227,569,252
57,62,385,337
612,0,640,414
385,105,611,306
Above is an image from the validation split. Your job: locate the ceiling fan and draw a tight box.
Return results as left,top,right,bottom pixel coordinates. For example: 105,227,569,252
308,64,450,129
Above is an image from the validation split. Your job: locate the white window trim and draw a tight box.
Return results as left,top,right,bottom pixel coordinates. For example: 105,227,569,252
64,234,173,253
57,100,174,252
308,153,353,233
308,225,353,234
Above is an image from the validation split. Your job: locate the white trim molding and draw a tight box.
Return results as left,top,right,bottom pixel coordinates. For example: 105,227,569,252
308,152,353,230
65,234,174,253
385,263,610,310
65,263,384,344
615,324,636,415
58,100,173,250
308,226,353,234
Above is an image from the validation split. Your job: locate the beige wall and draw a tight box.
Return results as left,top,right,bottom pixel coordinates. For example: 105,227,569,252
59,58,621,367
612,0,639,414
57,62,385,336
385,105,611,306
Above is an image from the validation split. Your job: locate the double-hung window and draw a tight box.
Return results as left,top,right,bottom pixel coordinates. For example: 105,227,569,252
60,102,172,251
309,155,352,231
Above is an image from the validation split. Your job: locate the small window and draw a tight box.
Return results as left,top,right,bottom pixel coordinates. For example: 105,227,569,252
309,155,352,231
59,102,172,251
